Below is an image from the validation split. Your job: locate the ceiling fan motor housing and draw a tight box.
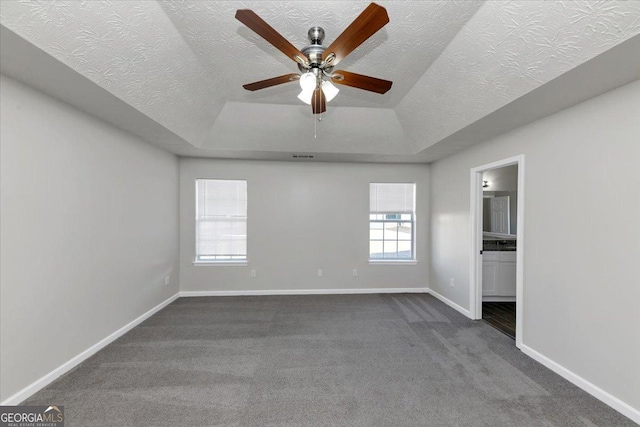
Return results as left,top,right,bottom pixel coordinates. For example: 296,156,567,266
298,26,332,73
308,26,325,44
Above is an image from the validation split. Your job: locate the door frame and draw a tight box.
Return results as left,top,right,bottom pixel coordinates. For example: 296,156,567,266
470,154,525,348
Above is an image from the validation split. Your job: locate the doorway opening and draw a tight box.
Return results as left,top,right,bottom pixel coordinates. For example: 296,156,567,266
470,155,524,348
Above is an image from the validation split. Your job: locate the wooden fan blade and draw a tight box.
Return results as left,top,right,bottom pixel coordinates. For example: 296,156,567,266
243,74,300,91
235,9,307,65
331,70,392,94
311,88,326,114
322,3,389,67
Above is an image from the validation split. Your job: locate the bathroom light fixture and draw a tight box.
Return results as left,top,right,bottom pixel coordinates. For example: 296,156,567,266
483,181,490,188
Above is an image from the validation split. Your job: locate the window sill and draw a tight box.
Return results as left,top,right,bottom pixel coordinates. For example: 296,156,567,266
369,260,418,265
193,261,248,266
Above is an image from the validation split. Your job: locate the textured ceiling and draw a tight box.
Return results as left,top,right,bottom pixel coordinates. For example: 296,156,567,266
397,0,640,153
1,1,639,159
158,1,483,109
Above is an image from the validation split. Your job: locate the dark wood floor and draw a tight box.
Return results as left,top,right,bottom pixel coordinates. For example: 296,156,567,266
482,302,516,339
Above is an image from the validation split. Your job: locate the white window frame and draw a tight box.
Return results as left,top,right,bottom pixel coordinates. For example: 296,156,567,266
369,183,417,264
194,179,248,265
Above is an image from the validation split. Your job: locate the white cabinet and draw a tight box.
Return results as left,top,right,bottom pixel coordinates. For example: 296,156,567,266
497,253,516,297
482,251,516,297
482,252,500,296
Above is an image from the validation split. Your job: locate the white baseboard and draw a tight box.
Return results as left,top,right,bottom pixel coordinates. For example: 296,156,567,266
426,288,472,318
0,292,180,406
425,292,639,423
520,344,640,424
180,288,430,297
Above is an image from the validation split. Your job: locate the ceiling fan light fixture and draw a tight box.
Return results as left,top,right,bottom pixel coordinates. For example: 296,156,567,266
297,88,314,105
322,80,339,102
299,72,316,91
237,3,392,114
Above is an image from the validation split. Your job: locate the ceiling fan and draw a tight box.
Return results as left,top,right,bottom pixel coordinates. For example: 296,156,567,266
236,3,392,115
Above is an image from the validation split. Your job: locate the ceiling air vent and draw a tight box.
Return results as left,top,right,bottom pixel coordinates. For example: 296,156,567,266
292,154,315,159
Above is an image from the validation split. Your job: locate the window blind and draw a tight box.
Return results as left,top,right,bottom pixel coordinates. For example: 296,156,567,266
369,183,415,213
196,179,247,260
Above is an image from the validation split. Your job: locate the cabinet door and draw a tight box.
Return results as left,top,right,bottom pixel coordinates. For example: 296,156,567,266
498,261,517,296
482,261,500,296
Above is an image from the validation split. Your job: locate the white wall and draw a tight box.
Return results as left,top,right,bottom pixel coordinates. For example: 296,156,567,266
180,159,429,292
483,164,518,192
429,80,640,412
0,75,179,402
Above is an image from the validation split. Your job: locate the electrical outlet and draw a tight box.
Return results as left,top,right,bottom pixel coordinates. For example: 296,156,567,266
449,278,455,287
317,269,323,277
352,269,358,277
165,276,170,286
250,270,256,278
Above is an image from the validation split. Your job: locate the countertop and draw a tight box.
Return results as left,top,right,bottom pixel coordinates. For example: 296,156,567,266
483,240,517,251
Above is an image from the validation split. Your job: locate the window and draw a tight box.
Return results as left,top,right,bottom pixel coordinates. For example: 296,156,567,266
369,183,415,260
195,179,247,262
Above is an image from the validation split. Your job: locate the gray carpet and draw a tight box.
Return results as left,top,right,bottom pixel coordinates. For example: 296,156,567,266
24,294,635,426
